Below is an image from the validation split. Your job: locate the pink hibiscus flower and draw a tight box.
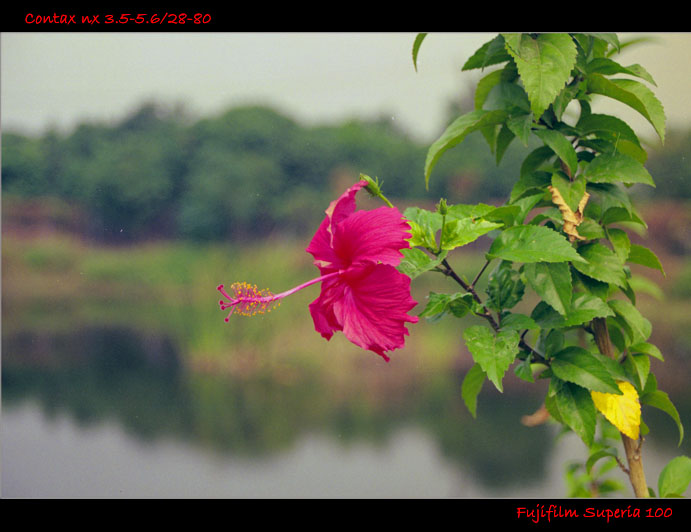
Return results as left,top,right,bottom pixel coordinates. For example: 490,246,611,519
217,179,418,361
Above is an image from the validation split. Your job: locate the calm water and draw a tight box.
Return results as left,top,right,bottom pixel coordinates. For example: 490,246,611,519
2,326,689,498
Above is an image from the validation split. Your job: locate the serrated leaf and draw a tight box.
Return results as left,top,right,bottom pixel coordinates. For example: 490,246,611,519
535,129,579,177
404,207,442,250
446,203,496,219
658,456,691,498
524,261,572,316
425,109,508,188
462,35,512,71
441,217,502,251
500,312,540,332
587,57,657,86
486,261,524,312
507,113,533,146
474,69,504,110
573,242,627,287
531,292,615,328
641,389,684,446
584,152,655,187
398,248,446,280
487,225,586,264
624,353,650,392
586,447,620,475
551,346,623,394
419,291,473,319
551,379,597,446
462,325,520,392
461,363,486,418
591,380,641,440
606,228,631,263
608,299,652,345
627,244,665,275
587,74,666,142
503,33,577,120
577,113,642,148
630,341,664,361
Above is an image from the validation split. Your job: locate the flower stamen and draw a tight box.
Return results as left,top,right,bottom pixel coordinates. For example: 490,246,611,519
217,282,279,321
218,272,339,323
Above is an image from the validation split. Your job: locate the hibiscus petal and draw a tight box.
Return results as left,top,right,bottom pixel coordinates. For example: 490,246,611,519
332,206,412,268
333,263,418,361
308,275,345,340
305,180,369,271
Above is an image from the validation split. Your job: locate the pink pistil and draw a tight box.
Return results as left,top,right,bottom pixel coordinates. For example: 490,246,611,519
218,271,339,322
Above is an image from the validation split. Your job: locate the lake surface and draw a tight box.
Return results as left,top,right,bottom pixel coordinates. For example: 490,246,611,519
2,325,689,498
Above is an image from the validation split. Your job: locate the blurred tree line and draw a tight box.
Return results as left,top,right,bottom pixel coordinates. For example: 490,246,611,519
3,101,690,243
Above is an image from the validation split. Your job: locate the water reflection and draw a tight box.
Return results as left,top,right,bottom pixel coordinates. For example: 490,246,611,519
2,325,688,497
3,325,554,496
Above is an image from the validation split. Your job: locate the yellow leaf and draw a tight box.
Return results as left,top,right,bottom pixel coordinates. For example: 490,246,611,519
591,381,641,440
548,185,589,242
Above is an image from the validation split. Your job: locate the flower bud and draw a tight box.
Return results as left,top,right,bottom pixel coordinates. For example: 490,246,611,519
437,198,448,216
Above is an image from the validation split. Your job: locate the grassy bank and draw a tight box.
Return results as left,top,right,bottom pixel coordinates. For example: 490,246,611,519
4,230,689,392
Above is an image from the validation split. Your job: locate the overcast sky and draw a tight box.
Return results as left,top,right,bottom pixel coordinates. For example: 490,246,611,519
2,32,690,144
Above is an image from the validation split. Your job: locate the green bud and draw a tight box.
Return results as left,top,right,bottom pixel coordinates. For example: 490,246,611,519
360,174,381,195
437,198,448,216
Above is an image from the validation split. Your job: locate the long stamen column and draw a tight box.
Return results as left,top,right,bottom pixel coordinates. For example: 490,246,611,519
218,271,339,322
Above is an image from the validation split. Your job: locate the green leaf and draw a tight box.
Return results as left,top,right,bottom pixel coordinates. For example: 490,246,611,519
586,447,619,475
398,248,446,280
446,203,497,219
506,113,533,146
534,129,578,177
573,242,627,288
658,456,691,498
608,299,652,345
606,228,631,263
550,172,587,214
487,225,586,264
474,69,504,110
404,207,442,250
412,33,427,72
461,363,486,418
586,57,657,86
627,244,665,275
462,35,512,71
483,80,532,114
623,353,650,392
630,341,664,361
587,182,634,217
641,389,684,446
576,113,642,149
500,312,540,332
419,291,473,319
503,33,577,120
531,292,614,328
441,217,502,251
583,152,655,187
514,357,535,382
550,378,597,446
425,109,508,188
486,261,525,312
551,346,623,394
524,261,572,316
587,74,666,142
462,325,520,392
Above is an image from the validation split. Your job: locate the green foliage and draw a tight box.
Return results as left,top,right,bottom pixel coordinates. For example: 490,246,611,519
408,32,685,498
657,456,691,497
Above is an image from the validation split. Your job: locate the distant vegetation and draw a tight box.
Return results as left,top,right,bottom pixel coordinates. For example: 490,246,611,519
3,101,690,242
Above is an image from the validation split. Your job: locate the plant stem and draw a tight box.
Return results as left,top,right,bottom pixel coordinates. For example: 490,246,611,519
440,258,547,365
592,317,649,498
